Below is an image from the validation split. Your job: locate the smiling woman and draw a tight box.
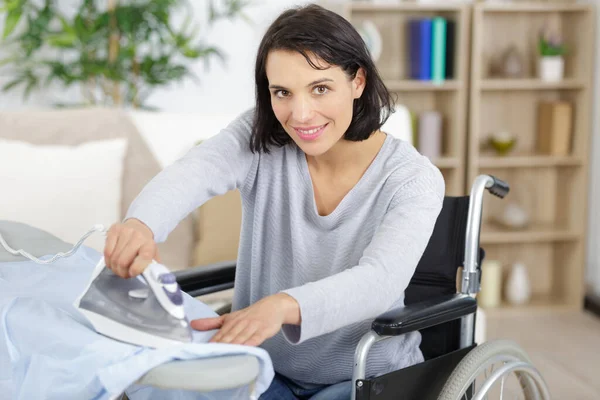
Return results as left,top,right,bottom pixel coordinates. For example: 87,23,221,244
104,3,445,400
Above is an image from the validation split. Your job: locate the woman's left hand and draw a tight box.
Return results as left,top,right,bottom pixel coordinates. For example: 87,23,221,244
190,293,301,346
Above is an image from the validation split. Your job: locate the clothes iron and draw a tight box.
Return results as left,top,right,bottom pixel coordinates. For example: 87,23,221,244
74,257,194,348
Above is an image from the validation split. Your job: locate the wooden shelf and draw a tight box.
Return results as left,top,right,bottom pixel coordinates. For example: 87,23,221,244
434,157,461,169
480,79,585,91
348,2,466,12
480,2,592,13
480,223,581,244
478,154,583,168
467,2,594,312
384,79,462,92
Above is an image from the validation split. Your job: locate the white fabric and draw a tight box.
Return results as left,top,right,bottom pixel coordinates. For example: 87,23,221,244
0,138,128,253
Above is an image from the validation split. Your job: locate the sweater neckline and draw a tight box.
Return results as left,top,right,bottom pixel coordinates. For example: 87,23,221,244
296,133,391,223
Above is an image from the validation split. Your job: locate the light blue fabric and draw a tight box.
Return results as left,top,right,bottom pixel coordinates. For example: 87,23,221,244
0,245,274,400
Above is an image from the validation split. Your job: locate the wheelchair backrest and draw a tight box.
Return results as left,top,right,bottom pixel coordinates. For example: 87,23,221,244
404,196,484,360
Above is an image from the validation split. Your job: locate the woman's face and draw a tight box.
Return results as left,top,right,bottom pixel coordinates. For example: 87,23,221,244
265,50,366,157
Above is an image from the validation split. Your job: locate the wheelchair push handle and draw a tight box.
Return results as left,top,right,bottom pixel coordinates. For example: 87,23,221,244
486,175,510,198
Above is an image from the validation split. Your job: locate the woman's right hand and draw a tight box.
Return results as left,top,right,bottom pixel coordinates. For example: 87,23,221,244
103,219,160,279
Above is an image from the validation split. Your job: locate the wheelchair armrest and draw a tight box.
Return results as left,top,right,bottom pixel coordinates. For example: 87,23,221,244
371,293,476,336
174,261,236,297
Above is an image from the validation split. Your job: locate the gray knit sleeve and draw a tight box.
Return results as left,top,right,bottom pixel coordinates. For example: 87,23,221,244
124,109,257,243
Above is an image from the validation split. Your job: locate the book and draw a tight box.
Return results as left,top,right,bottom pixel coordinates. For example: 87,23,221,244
431,17,447,83
408,18,432,80
445,20,456,79
536,101,573,155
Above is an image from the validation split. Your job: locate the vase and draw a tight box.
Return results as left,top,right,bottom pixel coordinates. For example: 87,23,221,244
538,56,564,82
417,111,442,160
501,45,525,78
505,262,532,306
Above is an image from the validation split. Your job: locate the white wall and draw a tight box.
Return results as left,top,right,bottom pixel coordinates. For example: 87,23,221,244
0,0,311,115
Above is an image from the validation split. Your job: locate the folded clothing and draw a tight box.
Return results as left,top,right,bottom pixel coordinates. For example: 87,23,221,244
0,245,274,400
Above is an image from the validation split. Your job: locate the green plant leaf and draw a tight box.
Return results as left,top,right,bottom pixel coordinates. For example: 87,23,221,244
0,56,19,67
23,72,39,99
58,15,76,35
1,77,24,92
47,32,77,48
3,7,23,38
1,0,23,13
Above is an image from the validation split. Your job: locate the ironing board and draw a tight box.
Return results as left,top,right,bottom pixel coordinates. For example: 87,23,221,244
136,355,259,392
0,220,261,396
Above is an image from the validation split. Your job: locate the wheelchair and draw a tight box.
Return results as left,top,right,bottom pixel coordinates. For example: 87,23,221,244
168,174,551,400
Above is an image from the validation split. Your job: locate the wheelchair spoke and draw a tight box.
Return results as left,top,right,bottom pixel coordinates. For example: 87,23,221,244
500,371,506,400
467,360,532,400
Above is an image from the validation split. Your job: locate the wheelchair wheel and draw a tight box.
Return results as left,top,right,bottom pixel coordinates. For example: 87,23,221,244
437,339,550,400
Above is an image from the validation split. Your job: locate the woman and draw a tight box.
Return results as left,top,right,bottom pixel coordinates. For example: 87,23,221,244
104,4,444,400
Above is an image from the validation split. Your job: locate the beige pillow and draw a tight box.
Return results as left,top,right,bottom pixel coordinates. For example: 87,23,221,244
0,107,195,270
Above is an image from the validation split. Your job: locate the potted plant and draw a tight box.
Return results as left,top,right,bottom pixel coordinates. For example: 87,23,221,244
0,0,251,109
537,27,567,82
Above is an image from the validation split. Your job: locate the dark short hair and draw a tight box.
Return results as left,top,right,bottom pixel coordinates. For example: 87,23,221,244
250,3,395,153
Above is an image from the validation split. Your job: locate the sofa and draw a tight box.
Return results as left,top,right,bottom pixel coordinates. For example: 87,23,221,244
0,107,242,271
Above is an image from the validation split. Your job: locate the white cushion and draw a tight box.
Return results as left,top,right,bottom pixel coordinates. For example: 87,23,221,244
128,111,239,169
0,138,128,253
381,104,414,145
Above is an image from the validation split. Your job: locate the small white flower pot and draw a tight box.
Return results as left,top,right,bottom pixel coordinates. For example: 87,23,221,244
538,56,564,82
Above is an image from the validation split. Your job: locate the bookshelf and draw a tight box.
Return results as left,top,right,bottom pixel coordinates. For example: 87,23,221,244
321,1,596,313
468,2,595,313
328,1,471,196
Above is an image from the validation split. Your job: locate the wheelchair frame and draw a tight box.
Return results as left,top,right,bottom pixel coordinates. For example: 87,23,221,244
350,174,510,400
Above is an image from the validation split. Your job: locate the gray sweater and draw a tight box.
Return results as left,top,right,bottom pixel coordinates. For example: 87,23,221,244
125,109,445,385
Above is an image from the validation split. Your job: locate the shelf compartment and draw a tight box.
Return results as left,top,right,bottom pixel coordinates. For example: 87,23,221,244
477,241,584,312
478,154,583,168
476,9,593,81
476,90,586,158
480,79,585,91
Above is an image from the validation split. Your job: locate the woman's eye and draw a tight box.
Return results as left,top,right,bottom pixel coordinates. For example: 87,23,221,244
313,85,329,95
274,90,289,98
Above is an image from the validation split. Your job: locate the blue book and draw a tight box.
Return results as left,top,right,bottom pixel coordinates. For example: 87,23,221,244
408,18,432,80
